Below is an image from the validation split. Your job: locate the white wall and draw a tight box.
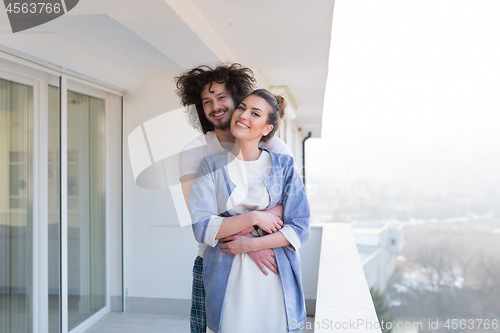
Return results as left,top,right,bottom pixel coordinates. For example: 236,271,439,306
123,72,201,301
300,226,322,301
355,224,402,292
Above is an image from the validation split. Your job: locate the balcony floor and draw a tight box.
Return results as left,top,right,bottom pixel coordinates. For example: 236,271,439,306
84,312,315,333
84,312,190,333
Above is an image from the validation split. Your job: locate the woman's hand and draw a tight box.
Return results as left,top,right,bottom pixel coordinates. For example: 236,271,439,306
236,225,257,235
219,235,254,255
251,211,283,234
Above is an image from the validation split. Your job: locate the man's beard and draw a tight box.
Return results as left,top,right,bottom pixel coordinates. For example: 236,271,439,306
210,109,233,130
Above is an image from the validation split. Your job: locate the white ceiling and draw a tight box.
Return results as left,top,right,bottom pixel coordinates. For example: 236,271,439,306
190,0,335,137
0,0,335,137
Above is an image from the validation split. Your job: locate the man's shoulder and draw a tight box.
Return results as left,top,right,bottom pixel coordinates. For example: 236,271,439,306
180,134,204,152
181,132,212,152
179,132,221,178
198,150,228,174
261,136,293,156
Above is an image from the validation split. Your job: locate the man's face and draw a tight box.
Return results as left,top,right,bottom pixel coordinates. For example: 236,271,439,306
200,82,235,130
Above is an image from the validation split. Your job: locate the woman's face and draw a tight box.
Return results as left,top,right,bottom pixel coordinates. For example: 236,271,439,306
230,95,273,142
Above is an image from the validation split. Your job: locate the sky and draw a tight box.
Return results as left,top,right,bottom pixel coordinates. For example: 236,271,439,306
307,0,500,192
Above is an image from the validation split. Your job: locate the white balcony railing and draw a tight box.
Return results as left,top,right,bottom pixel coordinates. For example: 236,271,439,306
301,223,382,332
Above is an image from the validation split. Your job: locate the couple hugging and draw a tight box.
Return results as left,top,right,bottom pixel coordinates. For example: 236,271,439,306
177,63,310,333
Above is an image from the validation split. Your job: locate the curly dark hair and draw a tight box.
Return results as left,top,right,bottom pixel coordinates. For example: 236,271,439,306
175,63,256,134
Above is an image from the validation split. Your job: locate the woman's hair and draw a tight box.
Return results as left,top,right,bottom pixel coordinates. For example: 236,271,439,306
175,63,256,134
246,89,287,143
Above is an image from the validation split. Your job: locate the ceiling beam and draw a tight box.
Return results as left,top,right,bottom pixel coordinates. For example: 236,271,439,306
163,0,269,87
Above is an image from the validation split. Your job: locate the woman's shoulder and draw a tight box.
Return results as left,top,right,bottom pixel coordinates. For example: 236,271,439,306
268,150,295,166
267,151,297,180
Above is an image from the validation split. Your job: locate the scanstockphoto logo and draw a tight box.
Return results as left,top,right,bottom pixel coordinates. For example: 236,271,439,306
3,0,79,33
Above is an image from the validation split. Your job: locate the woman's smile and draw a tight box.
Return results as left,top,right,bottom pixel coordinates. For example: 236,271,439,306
231,95,273,140
235,120,250,129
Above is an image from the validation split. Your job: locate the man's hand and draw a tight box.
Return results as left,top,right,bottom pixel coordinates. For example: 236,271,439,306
220,235,279,276
247,249,278,276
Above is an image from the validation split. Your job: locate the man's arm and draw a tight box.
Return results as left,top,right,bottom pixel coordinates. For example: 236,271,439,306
180,174,196,211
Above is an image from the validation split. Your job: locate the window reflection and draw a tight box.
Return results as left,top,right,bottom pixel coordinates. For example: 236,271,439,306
66,90,106,329
0,78,33,333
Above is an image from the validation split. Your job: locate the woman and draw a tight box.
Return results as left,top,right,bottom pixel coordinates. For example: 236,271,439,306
189,89,310,333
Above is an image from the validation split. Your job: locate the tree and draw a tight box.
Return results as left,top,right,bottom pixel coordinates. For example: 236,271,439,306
370,287,394,333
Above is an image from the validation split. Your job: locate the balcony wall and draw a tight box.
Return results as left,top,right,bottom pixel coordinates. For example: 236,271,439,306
311,223,382,332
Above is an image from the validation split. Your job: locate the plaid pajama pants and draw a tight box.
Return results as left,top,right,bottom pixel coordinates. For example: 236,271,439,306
190,256,206,333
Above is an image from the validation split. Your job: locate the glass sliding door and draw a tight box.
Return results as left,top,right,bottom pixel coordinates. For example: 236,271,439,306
66,90,106,330
0,78,33,333
48,85,60,333
48,82,109,333
0,56,117,333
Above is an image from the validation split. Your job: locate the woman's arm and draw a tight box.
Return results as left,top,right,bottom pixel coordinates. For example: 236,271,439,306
189,156,285,276
184,169,284,240
183,172,282,229
219,231,289,255
190,157,284,246
214,210,283,239
219,156,310,254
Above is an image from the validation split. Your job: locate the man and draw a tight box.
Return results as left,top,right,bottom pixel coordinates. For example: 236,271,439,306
176,63,293,333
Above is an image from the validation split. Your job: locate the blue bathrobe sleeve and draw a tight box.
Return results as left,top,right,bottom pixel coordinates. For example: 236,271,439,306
189,156,223,246
281,155,310,244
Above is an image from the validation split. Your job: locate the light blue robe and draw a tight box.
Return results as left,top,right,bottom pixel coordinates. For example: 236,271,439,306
189,149,310,333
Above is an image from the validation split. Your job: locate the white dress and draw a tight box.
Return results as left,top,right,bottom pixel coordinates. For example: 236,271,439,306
207,150,299,333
